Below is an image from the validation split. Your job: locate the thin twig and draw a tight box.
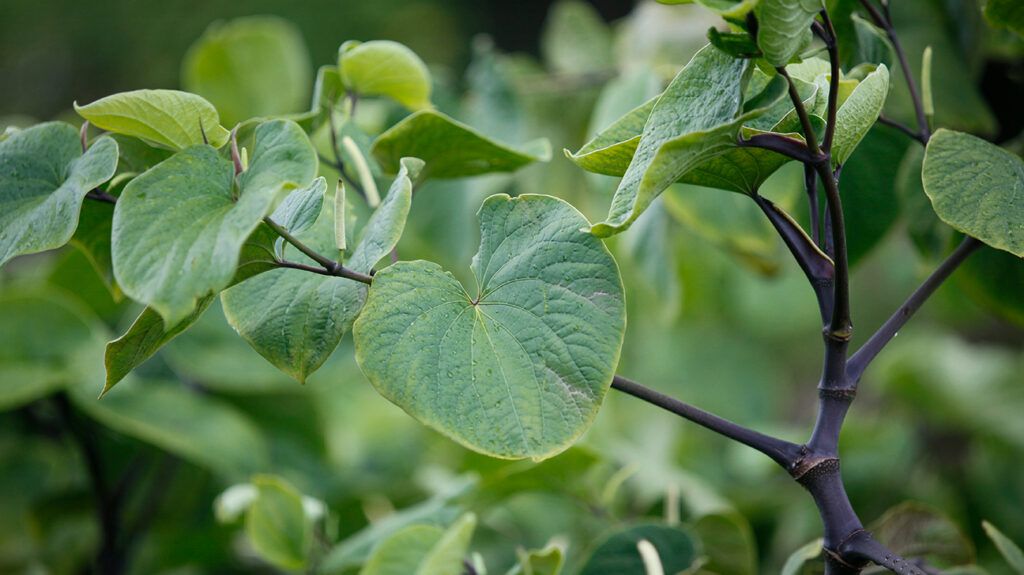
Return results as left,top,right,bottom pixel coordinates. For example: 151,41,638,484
265,217,373,285
878,115,927,145
87,190,119,204
610,375,804,469
857,0,931,142
777,67,823,156
847,236,981,382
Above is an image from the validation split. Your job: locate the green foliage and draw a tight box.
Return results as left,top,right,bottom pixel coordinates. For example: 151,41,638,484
354,194,625,459
578,523,699,574
339,40,432,111
831,64,889,165
75,89,231,149
540,0,613,75
111,120,316,327
246,474,313,570
371,110,551,178
506,543,565,575
0,123,118,268
590,45,783,237
359,513,476,575
221,159,416,382
922,129,1024,258
182,16,312,126
754,0,822,66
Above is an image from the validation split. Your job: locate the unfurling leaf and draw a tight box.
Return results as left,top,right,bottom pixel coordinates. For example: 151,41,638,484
354,194,625,460
0,122,118,268
922,129,1024,257
75,89,231,150
339,40,432,111
371,110,550,178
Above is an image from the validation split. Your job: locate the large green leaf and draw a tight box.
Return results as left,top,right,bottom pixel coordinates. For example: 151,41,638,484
339,40,432,111
540,0,613,74
69,379,269,479
870,502,974,568
359,513,476,575
957,245,1024,325
754,0,822,66
896,144,951,260
566,96,657,177
922,129,1024,257
75,89,230,150
693,511,757,575
221,159,418,383
353,194,625,460
0,292,106,411
112,119,316,326
246,474,313,571
371,110,550,178
840,124,907,266
182,16,311,126
0,122,118,268
103,223,278,392
590,45,777,237
579,523,699,575
831,64,890,165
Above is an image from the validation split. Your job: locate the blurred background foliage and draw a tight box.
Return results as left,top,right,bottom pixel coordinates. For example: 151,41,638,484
1,0,1023,574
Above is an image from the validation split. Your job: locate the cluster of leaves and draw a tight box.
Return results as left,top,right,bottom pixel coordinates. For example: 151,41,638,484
1,0,1023,573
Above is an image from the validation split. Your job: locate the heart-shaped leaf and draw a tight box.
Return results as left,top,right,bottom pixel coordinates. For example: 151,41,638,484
371,110,550,178
339,40,432,111
354,194,625,460
112,119,316,327
754,0,823,66
589,44,785,236
922,129,1024,257
0,122,118,268
221,159,418,383
103,223,278,393
182,16,311,126
75,89,230,150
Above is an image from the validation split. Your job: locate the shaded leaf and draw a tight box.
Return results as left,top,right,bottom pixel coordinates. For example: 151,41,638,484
0,122,118,268
541,0,614,74
781,538,823,575
69,379,269,479
579,523,699,575
871,502,975,568
983,521,1024,574
354,194,625,460
359,513,476,575
506,543,565,575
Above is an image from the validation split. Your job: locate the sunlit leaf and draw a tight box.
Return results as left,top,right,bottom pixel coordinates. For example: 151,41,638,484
354,194,625,460
339,40,432,111
75,89,230,150
0,122,118,268
371,110,550,178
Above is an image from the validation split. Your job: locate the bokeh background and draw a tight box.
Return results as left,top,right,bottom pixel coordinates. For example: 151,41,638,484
1,0,1023,574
